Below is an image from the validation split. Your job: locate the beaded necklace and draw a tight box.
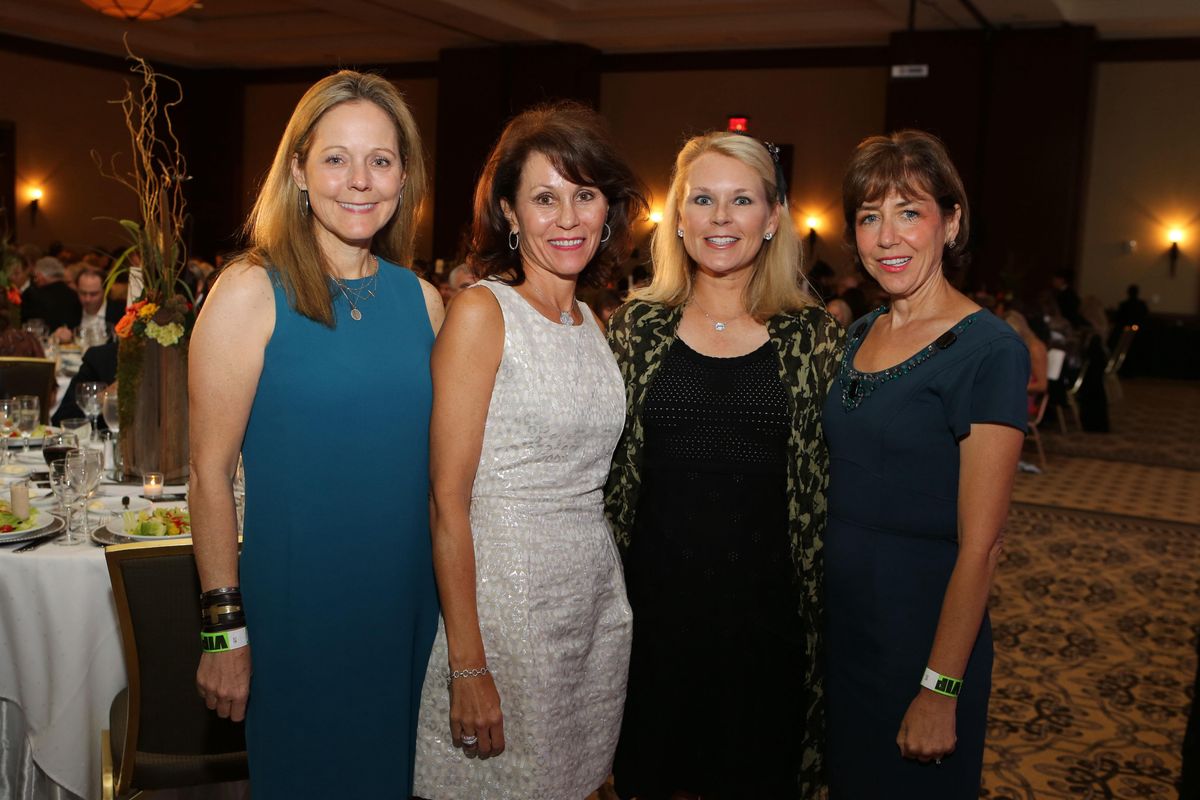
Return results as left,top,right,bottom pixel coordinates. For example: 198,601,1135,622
839,307,980,412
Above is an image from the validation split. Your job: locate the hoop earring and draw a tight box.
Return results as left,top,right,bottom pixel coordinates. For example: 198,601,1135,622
299,189,310,217
508,230,520,251
600,223,612,244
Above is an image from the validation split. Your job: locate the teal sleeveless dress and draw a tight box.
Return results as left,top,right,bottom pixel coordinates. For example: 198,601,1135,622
239,261,438,797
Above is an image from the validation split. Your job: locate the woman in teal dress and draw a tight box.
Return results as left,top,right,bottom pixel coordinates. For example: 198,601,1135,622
822,131,1028,798
190,71,444,797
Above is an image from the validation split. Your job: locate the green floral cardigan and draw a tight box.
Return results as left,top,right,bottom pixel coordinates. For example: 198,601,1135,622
604,299,844,796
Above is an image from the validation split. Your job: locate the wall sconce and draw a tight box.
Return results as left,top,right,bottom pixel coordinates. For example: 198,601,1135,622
1168,228,1184,277
804,215,821,255
649,210,663,225
28,188,43,227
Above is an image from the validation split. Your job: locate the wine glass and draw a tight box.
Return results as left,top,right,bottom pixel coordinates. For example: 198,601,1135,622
0,397,15,465
41,431,80,467
102,390,121,479
66,450,104,539
15,395,40,453
50,458,83,546
76,382,105,442
60,417,91,443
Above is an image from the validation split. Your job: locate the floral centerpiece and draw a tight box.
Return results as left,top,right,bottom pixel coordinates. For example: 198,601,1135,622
0,229,24,326
95,43,194,481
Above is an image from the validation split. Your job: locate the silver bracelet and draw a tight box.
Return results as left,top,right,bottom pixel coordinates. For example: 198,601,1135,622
447,666,490,689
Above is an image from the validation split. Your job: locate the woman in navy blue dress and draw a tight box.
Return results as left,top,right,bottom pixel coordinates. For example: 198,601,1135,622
822,131,1029,798
190,71,444,797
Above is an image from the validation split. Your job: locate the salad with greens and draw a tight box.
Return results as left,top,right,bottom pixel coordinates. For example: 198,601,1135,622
0,501,40,533
122,508,191,537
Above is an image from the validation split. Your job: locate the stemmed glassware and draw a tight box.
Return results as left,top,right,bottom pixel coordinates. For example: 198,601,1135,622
102,390,122,479
67,450,104,536
76,382,105,442
0,397,15,465
41,431,80,466
49,459,84,546
15,395,40,453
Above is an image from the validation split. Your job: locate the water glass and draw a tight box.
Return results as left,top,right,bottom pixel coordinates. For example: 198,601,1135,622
15,395,39,453
0,397,14,465
60,417,91,443
76,382,105,442
66,450,104,536
49,459,83,546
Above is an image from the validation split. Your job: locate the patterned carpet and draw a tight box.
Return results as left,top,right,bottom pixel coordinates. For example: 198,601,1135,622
986,378,1200,799
1037,379,1200,472
983,504,1199,800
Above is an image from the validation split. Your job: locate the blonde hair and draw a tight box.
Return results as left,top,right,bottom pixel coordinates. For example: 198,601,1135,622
635,132,813,320
244,70,426,326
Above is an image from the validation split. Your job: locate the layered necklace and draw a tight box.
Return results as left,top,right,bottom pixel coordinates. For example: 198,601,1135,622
527,278,577,325
331,255,379,321
690,295,749,333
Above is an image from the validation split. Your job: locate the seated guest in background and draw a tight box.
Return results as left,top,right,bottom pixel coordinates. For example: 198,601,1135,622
190,70,442,798
824,130,1028,799
52,341,117,426
0,294,44,358
606,131,841,799
828,296,854,327
22,256,82,337
414,101,644,800
437,261,476,306
1004,309,1049,411
11,244,40,292
76,269,124,334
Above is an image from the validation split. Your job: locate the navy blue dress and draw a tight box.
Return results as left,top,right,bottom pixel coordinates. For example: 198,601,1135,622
822,308,1028,798
239,262,439,797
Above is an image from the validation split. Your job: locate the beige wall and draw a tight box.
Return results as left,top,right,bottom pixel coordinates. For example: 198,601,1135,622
241,78,439,262
1080,61,1200,315
0,50,139,253
601,67,887,272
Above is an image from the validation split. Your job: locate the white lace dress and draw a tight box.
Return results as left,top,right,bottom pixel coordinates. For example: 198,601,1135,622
413,280,633,800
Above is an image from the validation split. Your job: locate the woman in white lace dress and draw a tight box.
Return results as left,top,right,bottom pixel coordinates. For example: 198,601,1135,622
413,101,648,800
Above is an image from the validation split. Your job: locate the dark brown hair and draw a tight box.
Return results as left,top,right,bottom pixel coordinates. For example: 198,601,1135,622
842,130,970,273
469,101,648,287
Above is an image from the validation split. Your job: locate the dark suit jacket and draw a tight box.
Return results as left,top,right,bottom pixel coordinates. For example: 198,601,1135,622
52,341,118,426
21,282,83,331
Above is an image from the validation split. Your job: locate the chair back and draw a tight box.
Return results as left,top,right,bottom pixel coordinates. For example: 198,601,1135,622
0,357,56,423
1030,393,1049,427
105,540,247,793
1106,325,1137,375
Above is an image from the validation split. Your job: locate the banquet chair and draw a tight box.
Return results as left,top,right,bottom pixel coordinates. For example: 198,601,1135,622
1056,357,1088,434
1103,325,1137,404
1026,393,1049,470
102,540,248,800
0,357,56,423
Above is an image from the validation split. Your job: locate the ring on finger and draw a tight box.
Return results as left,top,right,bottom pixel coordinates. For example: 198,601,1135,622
461,734,479,747
935,758,942,766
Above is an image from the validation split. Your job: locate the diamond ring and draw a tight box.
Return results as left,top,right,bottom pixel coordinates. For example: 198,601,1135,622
461,735,479,747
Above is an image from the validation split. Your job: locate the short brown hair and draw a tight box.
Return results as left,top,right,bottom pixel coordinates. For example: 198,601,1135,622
842,130,969,273
470,101,648,288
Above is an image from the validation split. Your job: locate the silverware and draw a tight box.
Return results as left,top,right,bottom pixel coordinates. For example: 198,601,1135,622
14,533,61,553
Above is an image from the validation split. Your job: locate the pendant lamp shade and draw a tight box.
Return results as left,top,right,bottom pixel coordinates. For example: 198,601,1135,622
80,0,198,21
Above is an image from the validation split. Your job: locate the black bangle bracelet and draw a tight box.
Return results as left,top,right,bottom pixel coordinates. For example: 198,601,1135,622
202,617,248,634
201,586,240,599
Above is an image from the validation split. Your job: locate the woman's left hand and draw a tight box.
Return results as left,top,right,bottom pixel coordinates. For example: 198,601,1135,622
896,690,957,763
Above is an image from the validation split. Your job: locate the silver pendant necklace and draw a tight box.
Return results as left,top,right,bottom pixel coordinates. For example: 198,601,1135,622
527,278,576,325
332,255,379,321
691,296,747,333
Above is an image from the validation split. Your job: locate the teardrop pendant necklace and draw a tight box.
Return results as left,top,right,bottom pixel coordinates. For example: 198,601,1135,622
332,255,379,321
527,278,576,325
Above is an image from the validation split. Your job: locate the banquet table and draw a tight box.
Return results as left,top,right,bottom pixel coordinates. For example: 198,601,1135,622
0,463,247,800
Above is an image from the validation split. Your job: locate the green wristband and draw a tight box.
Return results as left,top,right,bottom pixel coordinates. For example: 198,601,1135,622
201,627,249,653
921,667,962,698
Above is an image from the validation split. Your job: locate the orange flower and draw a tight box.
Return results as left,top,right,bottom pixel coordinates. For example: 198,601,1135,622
5,287,20,305
114,312,136,339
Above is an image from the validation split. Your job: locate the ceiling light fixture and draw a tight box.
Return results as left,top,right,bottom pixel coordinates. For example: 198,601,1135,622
79,0,198,21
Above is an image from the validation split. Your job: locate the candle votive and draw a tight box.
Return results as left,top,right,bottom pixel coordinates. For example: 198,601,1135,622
143,472,164,499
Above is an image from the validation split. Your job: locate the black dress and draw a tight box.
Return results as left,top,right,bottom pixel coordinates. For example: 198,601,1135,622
614,338,804,799
821,308,1029,798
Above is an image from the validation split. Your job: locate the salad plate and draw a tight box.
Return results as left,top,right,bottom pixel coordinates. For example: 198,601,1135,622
2,426,55,447
107,507,191,540
88,496,154,514
1,515,65,547
0,506,59,543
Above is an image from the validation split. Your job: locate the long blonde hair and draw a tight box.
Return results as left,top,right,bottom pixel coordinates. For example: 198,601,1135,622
635,132,813,320
244,70,427,326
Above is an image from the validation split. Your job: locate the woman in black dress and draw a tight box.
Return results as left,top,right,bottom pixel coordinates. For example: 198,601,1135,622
606,132,842,798
822,131,1029,798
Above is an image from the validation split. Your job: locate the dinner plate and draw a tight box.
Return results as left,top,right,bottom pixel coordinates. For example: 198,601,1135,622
88,496,154,514
1,427,55,448
0,508,61,543
107,508,191,540
0,464,32,480
1,515,65,547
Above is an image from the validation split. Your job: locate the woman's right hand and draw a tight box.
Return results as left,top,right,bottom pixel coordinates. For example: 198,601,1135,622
197,647,252,722
449,672,505,758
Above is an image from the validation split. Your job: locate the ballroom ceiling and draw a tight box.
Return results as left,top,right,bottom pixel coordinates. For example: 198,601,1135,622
1,0,1198,69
